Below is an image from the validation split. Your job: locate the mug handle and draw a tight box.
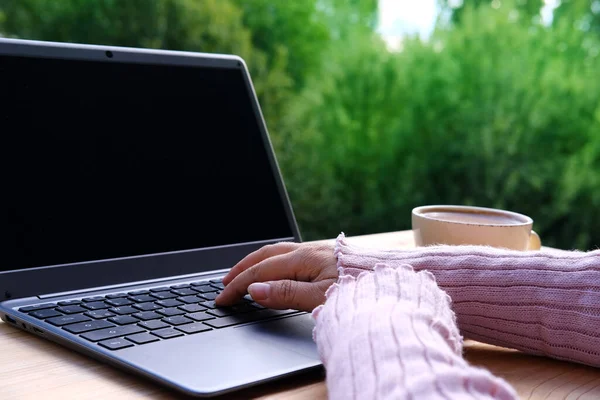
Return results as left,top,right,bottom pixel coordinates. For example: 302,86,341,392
528,230,542,250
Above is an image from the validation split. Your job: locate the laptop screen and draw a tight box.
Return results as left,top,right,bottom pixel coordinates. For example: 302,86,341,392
0,54,295,272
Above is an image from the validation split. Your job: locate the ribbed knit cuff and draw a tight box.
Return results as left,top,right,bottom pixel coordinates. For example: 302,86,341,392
312,263,518,400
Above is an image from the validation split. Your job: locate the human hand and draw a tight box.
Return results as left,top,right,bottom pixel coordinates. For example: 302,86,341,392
215,242,338,312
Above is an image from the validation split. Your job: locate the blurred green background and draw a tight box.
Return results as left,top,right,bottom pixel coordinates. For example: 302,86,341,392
1,0,599,249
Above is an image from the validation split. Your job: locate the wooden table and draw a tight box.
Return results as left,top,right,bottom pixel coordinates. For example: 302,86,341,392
2,231,600,399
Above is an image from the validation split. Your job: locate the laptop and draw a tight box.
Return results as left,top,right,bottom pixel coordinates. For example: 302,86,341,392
0,38,321,397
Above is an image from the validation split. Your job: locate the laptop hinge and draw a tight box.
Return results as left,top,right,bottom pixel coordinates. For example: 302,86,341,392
38,269,229,299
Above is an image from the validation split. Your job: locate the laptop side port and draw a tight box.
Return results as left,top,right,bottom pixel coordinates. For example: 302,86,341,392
4,314,17,324
32,327,44,335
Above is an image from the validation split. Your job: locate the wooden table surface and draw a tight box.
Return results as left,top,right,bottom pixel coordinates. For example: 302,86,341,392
2,231,600,399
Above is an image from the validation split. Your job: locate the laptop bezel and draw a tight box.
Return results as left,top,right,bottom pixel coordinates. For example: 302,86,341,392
0,38,302,301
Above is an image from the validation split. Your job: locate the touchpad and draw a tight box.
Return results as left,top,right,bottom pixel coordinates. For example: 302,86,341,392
237,313,320,360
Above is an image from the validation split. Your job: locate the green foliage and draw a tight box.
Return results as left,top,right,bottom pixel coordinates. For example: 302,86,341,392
282,2,600,249
440,0,544,23
230,0,330,90
318,0,379,38
554,0,600,35
279,34,404,240
1,0,599,249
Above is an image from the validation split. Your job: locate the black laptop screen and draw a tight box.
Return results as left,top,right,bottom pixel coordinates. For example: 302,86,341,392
0,54,295,272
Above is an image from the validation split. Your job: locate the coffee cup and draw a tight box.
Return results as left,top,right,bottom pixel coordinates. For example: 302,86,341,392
412,205,541,250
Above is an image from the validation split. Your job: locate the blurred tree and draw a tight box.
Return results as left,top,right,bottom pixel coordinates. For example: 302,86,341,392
281,2,600,249
278,33,402,240
229,0,378,90
230,0,329,90
554,0,600,35
439,0,544,23
318,0,379,38
0,0,165,47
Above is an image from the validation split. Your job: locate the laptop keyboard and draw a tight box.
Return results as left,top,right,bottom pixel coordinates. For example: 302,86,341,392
17,278,300,350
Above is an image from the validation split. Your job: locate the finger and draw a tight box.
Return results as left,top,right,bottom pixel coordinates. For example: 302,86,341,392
216,252,302,305
248,279,335,312
222,242,300,285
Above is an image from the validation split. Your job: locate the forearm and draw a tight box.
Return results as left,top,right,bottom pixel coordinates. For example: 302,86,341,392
312,264,517,400
335,233,600,366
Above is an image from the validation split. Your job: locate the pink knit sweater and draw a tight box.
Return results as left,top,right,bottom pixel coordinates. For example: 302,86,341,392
312,233,600,399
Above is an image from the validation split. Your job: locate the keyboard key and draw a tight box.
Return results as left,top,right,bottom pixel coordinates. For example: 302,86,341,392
206,308,236,318
251,302,266,309
203,315,249,329
203,309,299,329
126,332,160,344
179,304,206,313
156,299,183,308
138,320,170,330
171,288,197,296
106,298,134,307
81,324,145,342
108,315,140,325
99,338,134,350
162,316,193,326
176,323,212,335
243,294,253,302
57,300,81,306
109,306,138,315
199,292,218,301
156,308,185,317
47,314,90,326
83,301,110,310
128,290,149,295
133,311,163,321
200,301,217,309
187,311,215,322
231,303,258,313
56,305,87,314
19,303,57,312
85,310,115,319
128,294,156,303
209,279,223,283
190,281,209,286
170,283,191,289
82,296,106,302
210,282,225,290
177,295,203,304
133,302,161,311
106,293,128,299
192,285,217,293
30,309,62,319
151,328,183,339
149,287,170,292
63,320,115,334
151,291,178,300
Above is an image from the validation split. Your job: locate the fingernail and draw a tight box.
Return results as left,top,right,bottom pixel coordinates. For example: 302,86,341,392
248,283,270,300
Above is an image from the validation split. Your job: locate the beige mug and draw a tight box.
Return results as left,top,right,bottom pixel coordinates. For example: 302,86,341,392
412,205,541,250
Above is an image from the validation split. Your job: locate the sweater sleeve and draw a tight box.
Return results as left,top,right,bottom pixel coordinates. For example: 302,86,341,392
312,263,518,400
334,233,600,367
